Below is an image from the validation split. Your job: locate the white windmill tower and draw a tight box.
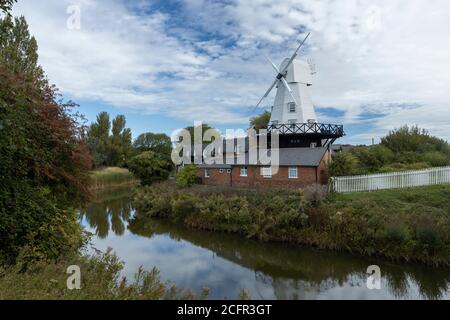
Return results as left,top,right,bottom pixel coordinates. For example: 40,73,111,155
255,33,344,149
256,33,317,126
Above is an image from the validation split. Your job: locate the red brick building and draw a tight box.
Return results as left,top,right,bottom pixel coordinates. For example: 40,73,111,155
195,146,330,189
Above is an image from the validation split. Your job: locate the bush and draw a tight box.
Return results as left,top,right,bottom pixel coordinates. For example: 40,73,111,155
128,151,173,186
303,183,329,206
0,15,92,264
132,183,450,266
0,249,199,300
328,152,359,177
378,162,431,173
423,151,449,167
176,165,199,188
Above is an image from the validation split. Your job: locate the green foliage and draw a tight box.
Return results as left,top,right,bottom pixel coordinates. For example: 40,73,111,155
249,111,271,131
351,145,394,173
378,162,431,173
0,0,16,15
0,249,199,300
89,167,137,190
128,151,173,186
332,126,450,176
184,123,220,144
133,132,172,158
0,16,44,82
327,152,359,177
86,112,133,167
0,13,92,263
422,151,450,167
133,183,450,266
175,165,199,188
381,125,450,155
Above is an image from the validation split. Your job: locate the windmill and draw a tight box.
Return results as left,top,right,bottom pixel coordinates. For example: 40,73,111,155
256,32,318,126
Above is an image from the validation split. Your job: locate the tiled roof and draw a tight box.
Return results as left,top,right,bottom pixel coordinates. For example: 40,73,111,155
195,147,327,168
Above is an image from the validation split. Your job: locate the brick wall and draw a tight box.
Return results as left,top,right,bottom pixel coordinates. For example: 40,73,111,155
198,167,231,186
196,150,330,189
231,166,319,188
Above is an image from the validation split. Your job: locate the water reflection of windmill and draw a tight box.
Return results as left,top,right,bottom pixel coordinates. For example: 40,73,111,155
256,33,344,149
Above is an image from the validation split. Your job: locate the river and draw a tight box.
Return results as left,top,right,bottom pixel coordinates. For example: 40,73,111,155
79,186,450,300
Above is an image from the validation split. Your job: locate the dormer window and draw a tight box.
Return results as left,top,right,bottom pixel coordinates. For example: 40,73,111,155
288,102,296,113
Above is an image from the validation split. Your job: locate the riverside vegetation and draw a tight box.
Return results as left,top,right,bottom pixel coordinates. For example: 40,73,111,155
0,1,198,300
133,183,450,267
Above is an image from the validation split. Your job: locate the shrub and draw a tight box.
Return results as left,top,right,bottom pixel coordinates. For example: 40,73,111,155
128,151,173,186
423,151,449,167
176,165,199,188
132,183,450,266
378,162,430,173
328,152,359,177
303,183,329,206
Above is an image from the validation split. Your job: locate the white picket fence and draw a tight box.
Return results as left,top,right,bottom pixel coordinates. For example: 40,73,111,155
331,166,450,193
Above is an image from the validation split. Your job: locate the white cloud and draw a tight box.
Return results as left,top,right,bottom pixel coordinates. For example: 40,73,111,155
12,0,450,142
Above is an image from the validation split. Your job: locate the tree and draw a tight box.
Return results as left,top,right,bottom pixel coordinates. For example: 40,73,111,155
184,123,220,145
87,112,110,166
328,152,359,177
128,151,173,186
249,111,271,130
134,132,172,158
381,125,450,156
0,0,16,15
0,15,45,82
109,115,132,166
350,145,394,173
176,165,199,188
86,112,133,167
0,12,92,262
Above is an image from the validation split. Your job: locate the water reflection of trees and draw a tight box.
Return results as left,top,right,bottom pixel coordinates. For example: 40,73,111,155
80,187,133,239
129,215,450,300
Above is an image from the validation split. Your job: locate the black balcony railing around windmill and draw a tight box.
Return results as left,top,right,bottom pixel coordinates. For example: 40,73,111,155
268,122,345,138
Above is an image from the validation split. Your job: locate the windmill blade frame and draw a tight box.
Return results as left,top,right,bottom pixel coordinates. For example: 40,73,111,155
280,77,299,107
254,78,279,110
280,32,311,75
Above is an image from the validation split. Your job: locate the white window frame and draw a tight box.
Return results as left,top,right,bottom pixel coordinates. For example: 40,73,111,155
288,102,296,113
261,166,272,178
288,166,298,179
204,169,210,178
240,166,248,177
227,169,232,174
219,169,224,174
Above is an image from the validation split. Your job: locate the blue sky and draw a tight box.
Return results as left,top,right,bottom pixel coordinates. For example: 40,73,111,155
13,0,450,144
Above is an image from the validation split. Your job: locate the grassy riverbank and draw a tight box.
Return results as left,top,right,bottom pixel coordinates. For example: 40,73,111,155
0,248,206,300
90,167,138,190
133,183,450,267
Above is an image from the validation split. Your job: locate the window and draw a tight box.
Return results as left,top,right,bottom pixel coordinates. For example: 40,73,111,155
240,166,248,177
204,169,210,178
288,166,298,179
271,120,279,126
288,102,296,113
261,166,272,178
310,142,317,148
219,169,224,173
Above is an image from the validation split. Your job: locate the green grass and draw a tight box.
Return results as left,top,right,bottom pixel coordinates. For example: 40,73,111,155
331,184,450,213
90,167,138,190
